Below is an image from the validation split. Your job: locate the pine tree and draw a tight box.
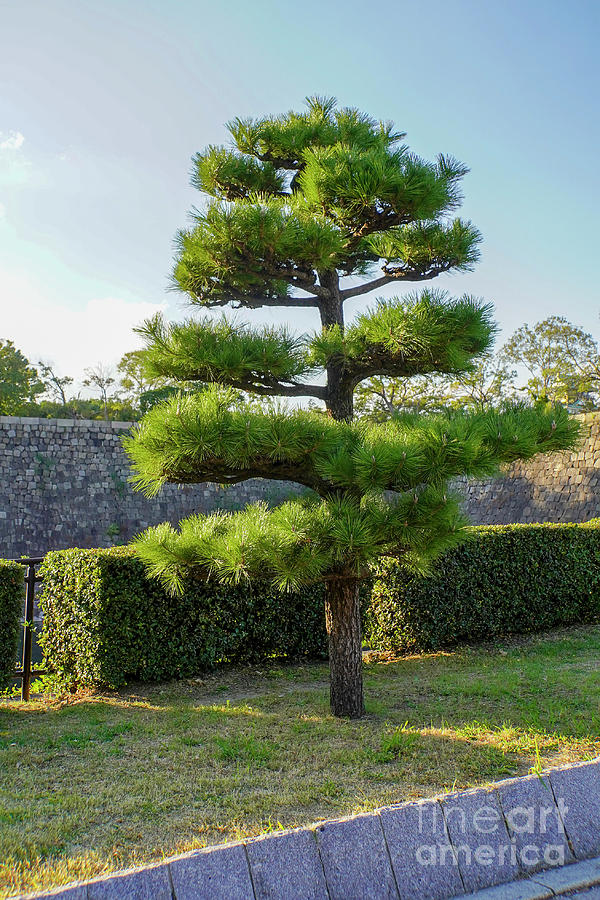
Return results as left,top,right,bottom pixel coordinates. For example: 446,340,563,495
125,97,578,718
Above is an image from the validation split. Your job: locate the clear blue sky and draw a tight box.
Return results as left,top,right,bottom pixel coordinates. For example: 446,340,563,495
1,0,598,381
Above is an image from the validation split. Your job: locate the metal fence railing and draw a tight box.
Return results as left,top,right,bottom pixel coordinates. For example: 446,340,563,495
11,557,45,701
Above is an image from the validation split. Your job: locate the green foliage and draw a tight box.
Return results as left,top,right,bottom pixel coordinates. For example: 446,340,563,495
126,384,578,502
298,144,467,229
83,364,118,422
502,316,600,406
38,362,73,406
444,353,517,412
0,340,44,414
18,356,148,421
174,197,345,306
366,522,600,653
137,314,314,391
366,219,481,275
139,385,209,416
355,373,451,421
132,491,468,594
192,145,285,199
20,356,143,421
308,290,495,377
139,385,182,415
227,96,402,167
117,350,166,405
37,547,327,689
16,397,140,421
0,560,23,688
172,97,481,308
105,522,123,545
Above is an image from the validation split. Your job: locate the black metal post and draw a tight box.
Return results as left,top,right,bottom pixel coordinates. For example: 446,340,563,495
21,562,37,701
11,557,44,701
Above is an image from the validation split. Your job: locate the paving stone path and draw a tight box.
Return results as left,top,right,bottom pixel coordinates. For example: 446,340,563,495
17,759,600,899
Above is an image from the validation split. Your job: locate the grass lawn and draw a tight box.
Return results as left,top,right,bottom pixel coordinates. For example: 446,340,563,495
1,625,599,899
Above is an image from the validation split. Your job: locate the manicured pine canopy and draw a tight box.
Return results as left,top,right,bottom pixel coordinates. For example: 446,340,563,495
125,97,578,717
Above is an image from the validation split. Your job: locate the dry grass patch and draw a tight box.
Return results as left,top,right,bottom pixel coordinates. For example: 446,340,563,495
1,625,599,898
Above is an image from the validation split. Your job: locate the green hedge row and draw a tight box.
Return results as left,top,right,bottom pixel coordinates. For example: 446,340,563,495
38,547,327,689
0,560,24,688
37,522,600,690
365,522,600,653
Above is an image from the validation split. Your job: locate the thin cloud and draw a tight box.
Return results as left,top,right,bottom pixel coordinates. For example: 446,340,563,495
0,132,33,187
0,131,25,151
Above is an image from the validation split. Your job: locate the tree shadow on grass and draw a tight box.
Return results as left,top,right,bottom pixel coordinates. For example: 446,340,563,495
2,633,599,899
0,707,530,900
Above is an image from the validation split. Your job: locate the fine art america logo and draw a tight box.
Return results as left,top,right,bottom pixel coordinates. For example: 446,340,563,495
415,797,569,869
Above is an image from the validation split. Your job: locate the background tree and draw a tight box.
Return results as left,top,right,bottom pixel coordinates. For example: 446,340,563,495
83,364,118,421
117,350,164,403
355,373,452,421
125,98,577,718
445,352,517,412
0,347,145,421
502,316,600,407
356,352,516,420
0,339,44,414
38,362,74,407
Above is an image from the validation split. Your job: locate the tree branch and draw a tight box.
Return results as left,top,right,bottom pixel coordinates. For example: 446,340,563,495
345,211,413,247
255,151,302,171
237,379,327,400
201,288,322,309
165,458,328,496
340,275,394,300
238,294,322,309
382,261,456,281
268,269,330,298
195,367,327,400
340,262,458,301
232,248,330,298
343,355,457,390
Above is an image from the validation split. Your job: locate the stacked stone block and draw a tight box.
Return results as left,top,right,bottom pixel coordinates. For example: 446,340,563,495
460,413,600,525
0,416,299,558
0,413,598,558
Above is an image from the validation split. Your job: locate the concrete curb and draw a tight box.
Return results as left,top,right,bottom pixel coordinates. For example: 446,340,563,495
15,758,600,900
464,855,600,898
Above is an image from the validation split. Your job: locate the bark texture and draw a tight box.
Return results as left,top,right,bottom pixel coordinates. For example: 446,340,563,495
319,270,354,423
318,269,364,716
324,577,365,718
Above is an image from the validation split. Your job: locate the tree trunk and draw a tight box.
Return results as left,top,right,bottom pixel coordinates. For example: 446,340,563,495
318,269,363,717
318,269,354,422
325,577,365,718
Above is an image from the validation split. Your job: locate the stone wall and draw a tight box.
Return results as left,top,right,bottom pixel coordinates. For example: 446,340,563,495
0,416,299,558
1,413,599,558
461,413,600,525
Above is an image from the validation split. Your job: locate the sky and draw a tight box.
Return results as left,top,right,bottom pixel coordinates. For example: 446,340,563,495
1,0,599,391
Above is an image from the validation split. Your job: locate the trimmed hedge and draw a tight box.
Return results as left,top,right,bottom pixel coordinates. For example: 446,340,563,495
38,547,327,689
36,522,600,689
0,560,24,688
365,522,600,653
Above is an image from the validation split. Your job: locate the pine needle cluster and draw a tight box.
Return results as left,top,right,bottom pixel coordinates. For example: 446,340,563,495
126,385,577,588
